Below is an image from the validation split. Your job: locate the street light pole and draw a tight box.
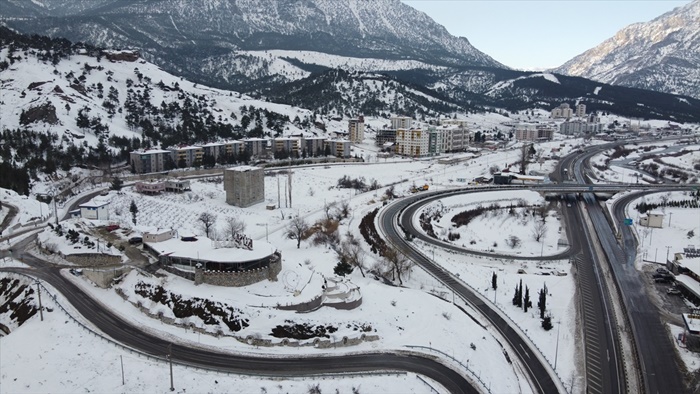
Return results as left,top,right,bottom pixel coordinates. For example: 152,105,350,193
554,320,560,370
167,343,174,391
35,280,43,321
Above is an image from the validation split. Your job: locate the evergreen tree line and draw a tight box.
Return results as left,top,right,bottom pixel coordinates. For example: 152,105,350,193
635,192,700,214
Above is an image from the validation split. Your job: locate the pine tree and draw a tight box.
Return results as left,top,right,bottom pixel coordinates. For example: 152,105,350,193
523,286,531,312
110,177,123,191
334,260,353,276
491,272,498,290
538,284,548,319
129,200,138,225
512,285,519,306
542,315,553,331
517,279,523,307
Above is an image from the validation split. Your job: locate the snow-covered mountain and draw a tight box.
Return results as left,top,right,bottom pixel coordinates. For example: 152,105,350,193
553,0,700,99
0,0,504,91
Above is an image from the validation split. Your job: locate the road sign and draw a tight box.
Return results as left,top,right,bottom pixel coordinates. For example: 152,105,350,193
624,218,633,226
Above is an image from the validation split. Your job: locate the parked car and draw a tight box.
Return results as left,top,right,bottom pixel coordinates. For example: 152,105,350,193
69,268,83,276
105,224,120,232
656,267,669,274
667,287,681,295
652,272,673,279
128,236,142,245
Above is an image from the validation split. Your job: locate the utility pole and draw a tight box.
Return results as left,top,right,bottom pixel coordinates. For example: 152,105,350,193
668,212,673,227
35,280,43,321
120,355,125,385
666,246,672,263
168,343,174,391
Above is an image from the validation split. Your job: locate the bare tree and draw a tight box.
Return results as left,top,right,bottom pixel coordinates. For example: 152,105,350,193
384,185,396,199
489,164,500,175
197,211,217,238
336,232,365,277
383,247,413,285
223,216,246,239
532,221,547,242
339,200,351,220
286,216,310,249
323,201,337,221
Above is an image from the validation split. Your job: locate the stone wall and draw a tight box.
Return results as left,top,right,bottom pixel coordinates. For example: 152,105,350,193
192,258,281,287
83,266,132,288
63,253,122,266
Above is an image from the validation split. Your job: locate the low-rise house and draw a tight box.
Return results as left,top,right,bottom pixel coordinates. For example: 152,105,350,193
639,211,664,228
79,200,110,220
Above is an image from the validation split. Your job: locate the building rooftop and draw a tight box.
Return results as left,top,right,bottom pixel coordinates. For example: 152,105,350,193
79,198,110,208
147,236,275,263
132,149,170,154
227,165,261,172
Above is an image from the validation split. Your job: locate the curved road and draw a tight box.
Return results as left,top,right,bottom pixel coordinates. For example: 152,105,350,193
3,244,477,394
379,191,562,394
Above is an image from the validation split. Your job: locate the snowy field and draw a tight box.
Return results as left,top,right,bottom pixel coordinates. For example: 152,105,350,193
6,136,696,394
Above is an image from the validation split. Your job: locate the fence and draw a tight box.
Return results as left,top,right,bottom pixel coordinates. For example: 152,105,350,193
0,271,410,384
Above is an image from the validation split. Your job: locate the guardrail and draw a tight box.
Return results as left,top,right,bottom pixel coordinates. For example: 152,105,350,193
0,271,438,386
381,193,570,394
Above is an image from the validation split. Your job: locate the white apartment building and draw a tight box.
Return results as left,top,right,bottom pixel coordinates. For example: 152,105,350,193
396,128,429,157
551,103,573,119
348,117,365,143
391,116,413,130
576,103,586,118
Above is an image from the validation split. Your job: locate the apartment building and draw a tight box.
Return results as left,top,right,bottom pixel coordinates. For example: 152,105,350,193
576,103,586,118
272,137,301,157
348,117,365,143
326,139,351,158
514,124,554,141
396,128,429,157
241,138,267,158
129,149,170,173
391,116,413,130
169,146,204,168
551,103,573,119
302,137,326,157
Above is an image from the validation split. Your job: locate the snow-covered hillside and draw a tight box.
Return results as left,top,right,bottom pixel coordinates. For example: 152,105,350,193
553,0,700,99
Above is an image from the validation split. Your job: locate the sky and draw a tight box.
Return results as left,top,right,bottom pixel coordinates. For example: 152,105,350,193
402,0,692,70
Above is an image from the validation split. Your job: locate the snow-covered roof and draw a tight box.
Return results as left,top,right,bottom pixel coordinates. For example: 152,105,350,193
79,198,109,208
133,149,170,154
146,236,275,263
227,166,261,172
676,274,700,298
683,312,700,334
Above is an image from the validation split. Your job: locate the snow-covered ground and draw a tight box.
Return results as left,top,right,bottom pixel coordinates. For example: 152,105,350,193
6,137,700,393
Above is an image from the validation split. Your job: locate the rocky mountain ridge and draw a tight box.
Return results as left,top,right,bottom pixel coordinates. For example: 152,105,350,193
554,0,700,99
0,0,503,92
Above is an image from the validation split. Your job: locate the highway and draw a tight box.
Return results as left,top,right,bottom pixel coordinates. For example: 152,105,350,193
568,144,688,393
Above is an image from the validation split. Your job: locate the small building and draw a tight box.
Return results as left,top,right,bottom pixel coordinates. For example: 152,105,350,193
639,211,664,228
224,166,265,207
165,179,191,193
79,200,110,221
135,181,166,195
143,228,177,243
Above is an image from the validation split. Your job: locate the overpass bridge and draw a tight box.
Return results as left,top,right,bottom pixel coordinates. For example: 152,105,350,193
459,182,698,197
